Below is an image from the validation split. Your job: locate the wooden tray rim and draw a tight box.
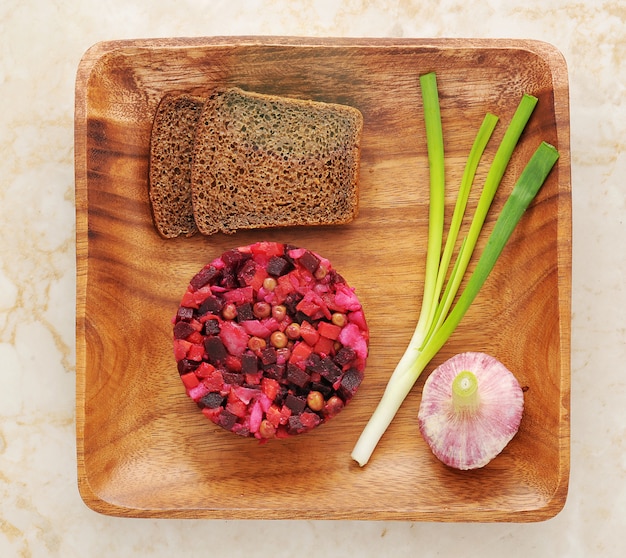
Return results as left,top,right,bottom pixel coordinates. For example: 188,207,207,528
74,36,571,521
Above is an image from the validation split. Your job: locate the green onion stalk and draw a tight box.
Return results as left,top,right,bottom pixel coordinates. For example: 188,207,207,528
351,73,559,467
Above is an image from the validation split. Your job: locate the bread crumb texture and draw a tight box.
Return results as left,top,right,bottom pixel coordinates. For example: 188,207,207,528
149,87,363,237
148,94,204,238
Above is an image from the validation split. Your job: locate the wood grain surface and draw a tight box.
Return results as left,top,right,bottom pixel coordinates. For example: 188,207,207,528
74,37,571,521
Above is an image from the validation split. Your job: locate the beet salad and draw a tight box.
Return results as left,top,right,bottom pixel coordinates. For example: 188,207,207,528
173,241,369,440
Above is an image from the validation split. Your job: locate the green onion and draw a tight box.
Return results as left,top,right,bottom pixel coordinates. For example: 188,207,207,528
423,92,538,349
350,74,559,467
413,72,446,343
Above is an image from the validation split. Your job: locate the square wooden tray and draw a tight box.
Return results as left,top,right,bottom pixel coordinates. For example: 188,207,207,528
75,36,571,521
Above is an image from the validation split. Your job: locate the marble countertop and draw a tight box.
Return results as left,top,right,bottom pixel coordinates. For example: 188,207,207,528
1,0,624,556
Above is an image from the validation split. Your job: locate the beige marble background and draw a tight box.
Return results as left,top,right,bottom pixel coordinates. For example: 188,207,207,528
1,0,624,556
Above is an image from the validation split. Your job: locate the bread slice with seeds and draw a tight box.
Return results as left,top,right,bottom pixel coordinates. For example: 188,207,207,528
190,87,363,236
148,93,204,238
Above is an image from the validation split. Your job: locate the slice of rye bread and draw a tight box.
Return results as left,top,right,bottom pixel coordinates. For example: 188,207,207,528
148,93,205,238
190,87,363,236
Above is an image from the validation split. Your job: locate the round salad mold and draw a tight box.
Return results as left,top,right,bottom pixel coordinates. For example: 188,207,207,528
172,241,369,440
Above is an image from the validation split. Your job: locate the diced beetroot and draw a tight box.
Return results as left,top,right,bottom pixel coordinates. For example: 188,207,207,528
298,250,321,274
173,320,195,340
237,259,268,291
286,363,310,388
241,352,258,374
199,392,224,409
237,258,258,287
288,413,321,434
198,295,223,316
284,393,306,414
262,364,284,381
203,319,220,335
235,302,254,322
190,265,221,290
259,347,277,367
266,256,291,277
334,346,356,367
218,409,238,430
318,356,342,383
176,306,194,321
304,353,321,372
221,248,246,267
173,241,369,440
338,368,364,400
204,336,227,363
177,359,198,375
222,371,244,385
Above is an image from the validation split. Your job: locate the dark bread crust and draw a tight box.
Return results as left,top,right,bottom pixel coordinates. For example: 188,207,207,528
148,94,204,238
190,88,363,236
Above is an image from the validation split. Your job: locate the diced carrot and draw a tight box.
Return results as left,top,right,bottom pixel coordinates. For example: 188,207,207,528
186,343,205,361
299,321,319,346
186,330,205,344
194,362,215,378
173,339,191,361
261,377,280,401
202,369,224,392
314,335,334,356
289,340,313,364
180,372,200,390
317,321,342,340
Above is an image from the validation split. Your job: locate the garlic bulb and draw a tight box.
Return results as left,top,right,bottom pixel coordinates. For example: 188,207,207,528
418,352,524,470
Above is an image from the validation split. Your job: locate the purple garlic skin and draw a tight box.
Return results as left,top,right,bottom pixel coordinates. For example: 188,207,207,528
418,352,524,470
